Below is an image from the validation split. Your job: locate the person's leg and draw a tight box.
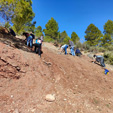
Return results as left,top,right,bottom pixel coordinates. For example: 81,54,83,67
34,46,36,53
70,48,73,55
38,44,41,57
64,47,67,55
76,53,78,56
73,50,75,56
33,43,39,53
100,57,105,67
72,47,75,56
27,38,30,47
78,53,81,57
34,44,38,53
27,36,31,47
30,39,33,48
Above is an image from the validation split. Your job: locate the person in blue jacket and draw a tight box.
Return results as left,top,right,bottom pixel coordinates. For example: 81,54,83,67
23,32,33,48
75,48,82,56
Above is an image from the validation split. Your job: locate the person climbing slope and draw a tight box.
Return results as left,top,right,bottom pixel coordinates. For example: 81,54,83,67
23,32,33,49
75,48,82,56
34,38,42,57
69,40,75,56
60,44,69,55
30,32,35,39
93,55,105,67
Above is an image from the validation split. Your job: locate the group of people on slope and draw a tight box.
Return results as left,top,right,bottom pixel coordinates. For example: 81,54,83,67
23,32,44,57
60,40,82,57
6,28,106,68
60,40,106,67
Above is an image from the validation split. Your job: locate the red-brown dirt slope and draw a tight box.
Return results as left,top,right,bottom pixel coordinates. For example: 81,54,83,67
0,35,113,113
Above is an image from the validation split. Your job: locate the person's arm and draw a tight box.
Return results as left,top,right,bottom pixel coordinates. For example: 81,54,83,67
92,57,96,63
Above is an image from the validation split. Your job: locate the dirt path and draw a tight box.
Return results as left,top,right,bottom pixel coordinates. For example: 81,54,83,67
0,38,113,113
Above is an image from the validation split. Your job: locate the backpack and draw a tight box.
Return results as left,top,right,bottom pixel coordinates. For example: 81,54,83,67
36,39,42,44
30,34,35,39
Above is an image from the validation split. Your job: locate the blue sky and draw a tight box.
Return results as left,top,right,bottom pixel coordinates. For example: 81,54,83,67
32,0,113,43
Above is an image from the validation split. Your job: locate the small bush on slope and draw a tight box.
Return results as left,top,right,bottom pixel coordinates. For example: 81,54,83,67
104,51,113,65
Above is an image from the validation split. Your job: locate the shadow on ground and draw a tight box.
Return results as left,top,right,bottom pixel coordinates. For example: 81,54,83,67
0,32,31,52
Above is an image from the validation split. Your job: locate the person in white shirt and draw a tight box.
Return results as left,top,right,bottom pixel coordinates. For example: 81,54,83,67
60,44,69,55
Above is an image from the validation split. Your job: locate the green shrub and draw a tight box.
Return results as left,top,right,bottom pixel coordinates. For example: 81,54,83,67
84,50,88,53
88,46,99,53
109,55,113,65
53,41,59,47
44,36,55,43
81,43,90,50
86,46,106,53
75,41,82,48
106,45,113,51
104,51,113,65
63,36,70,45
98,47,106,52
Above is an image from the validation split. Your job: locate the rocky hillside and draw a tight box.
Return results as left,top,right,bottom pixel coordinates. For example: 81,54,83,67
0,33,113,113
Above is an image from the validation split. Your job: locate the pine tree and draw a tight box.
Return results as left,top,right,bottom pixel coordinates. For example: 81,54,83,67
63,36,71,44
25,21,36,33
101,34,112,47
59,31,68,43
43,17,59,40
35,26,43,37
0,0,15,22
104,20,113,35
0,0,35,34
71,32,79,44
12,0,35,34
85,24,103,46
102,20,113,46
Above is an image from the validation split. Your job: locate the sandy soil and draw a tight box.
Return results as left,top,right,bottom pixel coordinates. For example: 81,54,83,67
0,34,113,113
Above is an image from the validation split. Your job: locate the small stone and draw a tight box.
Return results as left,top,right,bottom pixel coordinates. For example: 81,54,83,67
11,95,13,98
12,101,15,104
45,94,56,102
31,108,36,112
13,109,19,113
